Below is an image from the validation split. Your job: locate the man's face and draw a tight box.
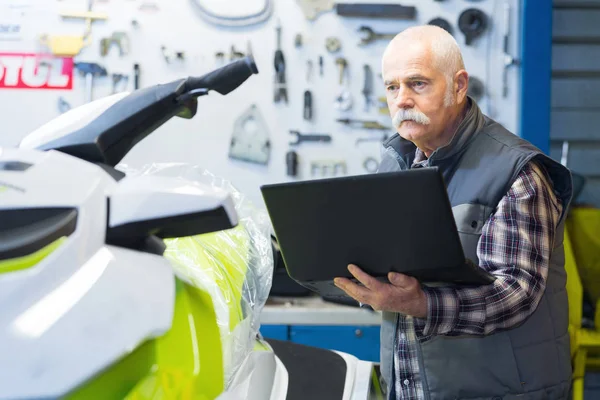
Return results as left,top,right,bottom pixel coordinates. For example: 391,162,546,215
383,42,456,147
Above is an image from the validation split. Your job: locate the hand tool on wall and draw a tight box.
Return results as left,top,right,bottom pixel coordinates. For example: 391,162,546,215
336,58,347,86
362,64,373,111
74,62,107,103
334,57,352,111
38,34,88,57
59,0,108,42
357,26,395,46
111,73,129,94
458,8,488,46
133,63,140,90
310,160,346,177
295,0,334,20
229,104,271,165
319,56,324,76
377,96,388,115
355,133,389,146
363,157,379,173
273,20,288,103
428,17,453,36
335,3,416,19
190,0,273,27
467,76,485,102
337,118,389,130
57,97,71,114
502,0,519,98
286,150,299,177
230,45,245,61
100,32,130,57
41,1,107,57
161,46,185,63
304,90,313,121
289,131,332,145
325,37,341,53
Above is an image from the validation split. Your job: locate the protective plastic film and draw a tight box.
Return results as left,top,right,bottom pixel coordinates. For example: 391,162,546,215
117,162,273,390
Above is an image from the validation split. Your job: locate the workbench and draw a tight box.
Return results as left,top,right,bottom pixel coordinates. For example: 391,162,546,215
259,295,382,362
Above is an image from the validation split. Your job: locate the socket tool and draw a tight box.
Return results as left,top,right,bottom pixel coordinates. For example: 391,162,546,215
304,90,313,120
458,8,488,46
428,17,453,36
286,150,299,177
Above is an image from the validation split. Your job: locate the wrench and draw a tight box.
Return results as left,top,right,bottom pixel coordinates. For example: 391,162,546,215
357,26,396,46
289,130,332,145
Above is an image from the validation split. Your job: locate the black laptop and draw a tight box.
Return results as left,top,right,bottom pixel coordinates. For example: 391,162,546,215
260,168,495,300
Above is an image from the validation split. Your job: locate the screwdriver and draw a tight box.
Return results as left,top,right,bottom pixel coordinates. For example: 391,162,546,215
273,19,287,103
336,118,389,130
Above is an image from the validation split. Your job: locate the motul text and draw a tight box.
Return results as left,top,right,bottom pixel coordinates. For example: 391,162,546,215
0,52,73,90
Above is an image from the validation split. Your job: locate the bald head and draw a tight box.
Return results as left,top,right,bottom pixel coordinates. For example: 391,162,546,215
381,25,470,156
382,25,465,84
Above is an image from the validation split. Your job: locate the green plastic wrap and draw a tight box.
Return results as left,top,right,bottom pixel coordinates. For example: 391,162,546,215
117,162,274,392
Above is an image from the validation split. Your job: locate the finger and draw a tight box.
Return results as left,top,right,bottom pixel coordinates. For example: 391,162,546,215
388,272,418,289
334,277,371,303
348,264,383,291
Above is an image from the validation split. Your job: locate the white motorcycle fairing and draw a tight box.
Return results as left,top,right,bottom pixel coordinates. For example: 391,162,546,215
0,146,238,398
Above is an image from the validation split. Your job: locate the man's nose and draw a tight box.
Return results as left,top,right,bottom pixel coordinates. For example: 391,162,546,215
394,86,414,109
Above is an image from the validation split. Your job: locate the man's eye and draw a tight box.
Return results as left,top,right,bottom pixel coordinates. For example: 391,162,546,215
386,85,398,92
413,81,425,88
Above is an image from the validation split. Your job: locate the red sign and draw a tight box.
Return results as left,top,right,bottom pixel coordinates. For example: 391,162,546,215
0,52,74,90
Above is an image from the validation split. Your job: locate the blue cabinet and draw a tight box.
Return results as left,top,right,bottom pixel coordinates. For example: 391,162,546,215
260,324,381,362
260,324,289,341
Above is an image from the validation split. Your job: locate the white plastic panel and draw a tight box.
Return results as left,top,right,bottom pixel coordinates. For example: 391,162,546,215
0,147,175,399
18,92,130,150
0,245,175,399
109,174,238,228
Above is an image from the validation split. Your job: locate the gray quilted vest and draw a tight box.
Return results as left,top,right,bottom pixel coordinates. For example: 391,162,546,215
378,99,573,400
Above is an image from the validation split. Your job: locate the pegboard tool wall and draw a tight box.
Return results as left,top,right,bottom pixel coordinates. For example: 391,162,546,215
0,0,522,210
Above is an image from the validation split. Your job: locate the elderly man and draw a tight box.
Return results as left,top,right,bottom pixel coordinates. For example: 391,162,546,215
334,26,574,399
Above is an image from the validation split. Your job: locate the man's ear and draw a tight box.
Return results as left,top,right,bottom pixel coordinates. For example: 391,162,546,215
455,70,469,103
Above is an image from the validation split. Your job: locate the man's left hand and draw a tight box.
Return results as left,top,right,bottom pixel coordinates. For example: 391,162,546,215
334,264,428,318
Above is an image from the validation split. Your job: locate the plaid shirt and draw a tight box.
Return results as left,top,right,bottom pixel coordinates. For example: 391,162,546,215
391,149,563,399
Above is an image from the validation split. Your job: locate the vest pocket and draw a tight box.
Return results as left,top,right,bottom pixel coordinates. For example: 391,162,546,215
419,331,524,399
452,203,493,264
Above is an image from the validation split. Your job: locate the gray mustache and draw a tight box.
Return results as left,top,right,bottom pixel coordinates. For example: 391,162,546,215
392,109,431,127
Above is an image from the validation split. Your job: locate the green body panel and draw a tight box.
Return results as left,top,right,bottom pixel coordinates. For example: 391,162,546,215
64,340,156,400
163,226,250,335
65,278,223,399
0,237,66,274
28,225,255,399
